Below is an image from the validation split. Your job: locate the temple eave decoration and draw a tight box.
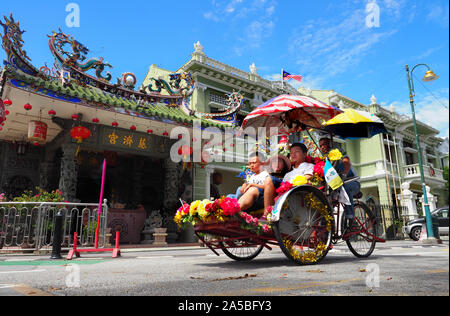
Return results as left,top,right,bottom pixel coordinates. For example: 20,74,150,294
0,14,242,134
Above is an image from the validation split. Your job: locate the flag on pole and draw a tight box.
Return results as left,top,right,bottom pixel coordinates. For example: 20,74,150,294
282,70,303,82
324,159,343,191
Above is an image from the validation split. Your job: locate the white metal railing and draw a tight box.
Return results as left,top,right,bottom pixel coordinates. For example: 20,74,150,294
403,164,444,180
0,201,108,251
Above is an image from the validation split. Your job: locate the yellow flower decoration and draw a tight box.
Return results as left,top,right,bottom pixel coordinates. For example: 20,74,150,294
197,200,212,220
328,149,343,161
189,200,201,217
174,212,183,225
292,175,308,187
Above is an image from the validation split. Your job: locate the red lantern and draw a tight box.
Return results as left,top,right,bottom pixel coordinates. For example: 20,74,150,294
70,126,91,156
178,145,193,157
48,110,56,117
147,129,153,135
3,99,12,106
71,114,79,121
0,100,5,125
24,103,32,111
5,110,9,115
92,118,100,124
130,125,137,131
112,121,119,128
28,121,48,145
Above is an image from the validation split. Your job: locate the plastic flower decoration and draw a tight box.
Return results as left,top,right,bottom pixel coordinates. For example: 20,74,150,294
328,149,343,161
197,200,213,220
292,175,308,187
189,200,201,217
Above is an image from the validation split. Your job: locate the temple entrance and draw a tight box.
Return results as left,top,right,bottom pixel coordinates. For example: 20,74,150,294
75,150,166,244
76,150,165,210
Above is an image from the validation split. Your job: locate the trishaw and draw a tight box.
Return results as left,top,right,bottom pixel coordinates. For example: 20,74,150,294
192,95,386,265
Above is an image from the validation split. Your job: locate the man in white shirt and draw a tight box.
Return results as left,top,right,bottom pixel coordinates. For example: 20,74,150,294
238,152,269,212
262,143,314,218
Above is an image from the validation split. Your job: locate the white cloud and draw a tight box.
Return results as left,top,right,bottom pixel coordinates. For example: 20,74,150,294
288,8,397,82
388,89,449,137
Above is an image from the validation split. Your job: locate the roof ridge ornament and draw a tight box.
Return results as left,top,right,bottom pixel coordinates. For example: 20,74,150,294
370,94,378,105
194,41,204,54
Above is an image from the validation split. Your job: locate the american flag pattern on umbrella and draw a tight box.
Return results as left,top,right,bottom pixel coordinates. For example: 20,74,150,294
241,95,343,135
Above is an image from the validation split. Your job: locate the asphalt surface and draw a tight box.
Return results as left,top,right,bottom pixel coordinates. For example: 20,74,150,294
0,240,448,297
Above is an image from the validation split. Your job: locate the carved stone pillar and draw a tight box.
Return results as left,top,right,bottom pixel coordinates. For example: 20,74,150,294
58,144,79,202
399,182,418,222
39,162,53,191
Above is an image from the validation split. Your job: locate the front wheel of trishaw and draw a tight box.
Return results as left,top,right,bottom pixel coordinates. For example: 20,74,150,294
273,186,334,265
345,201,377,258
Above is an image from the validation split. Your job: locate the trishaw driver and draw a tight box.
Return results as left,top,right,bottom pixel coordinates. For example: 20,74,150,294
319,137,360,223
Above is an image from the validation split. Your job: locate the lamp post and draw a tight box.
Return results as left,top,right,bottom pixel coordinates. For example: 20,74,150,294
405,64,439,242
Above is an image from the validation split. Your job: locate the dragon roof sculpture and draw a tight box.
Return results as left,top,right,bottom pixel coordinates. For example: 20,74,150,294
1,14,243,127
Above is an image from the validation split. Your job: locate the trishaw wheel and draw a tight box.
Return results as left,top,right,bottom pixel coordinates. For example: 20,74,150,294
345,201,377,258
220,240,264,261
273,186,334,265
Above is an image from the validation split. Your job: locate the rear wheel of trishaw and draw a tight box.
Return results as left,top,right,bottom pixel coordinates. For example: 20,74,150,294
221,240,265,261
273,186,334,265
345,201,377,258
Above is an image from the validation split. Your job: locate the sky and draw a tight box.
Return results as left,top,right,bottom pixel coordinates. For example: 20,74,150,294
1,0,449,137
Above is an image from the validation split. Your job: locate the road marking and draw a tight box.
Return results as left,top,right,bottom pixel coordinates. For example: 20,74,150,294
426,269,449,274
0,269,46,274
136,256,174,259
12,284,53,296
4,259,38,262
209,278,363,296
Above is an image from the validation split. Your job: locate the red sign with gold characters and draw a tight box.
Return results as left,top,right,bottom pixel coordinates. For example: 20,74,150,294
28,121,48,144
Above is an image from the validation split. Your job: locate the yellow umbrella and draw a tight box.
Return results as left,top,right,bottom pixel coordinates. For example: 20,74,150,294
324,109,387,139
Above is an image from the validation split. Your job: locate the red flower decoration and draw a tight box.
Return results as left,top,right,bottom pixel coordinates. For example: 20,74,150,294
71,114,79,121
313,161,326,178
163,132,169,137
177,204,190,215
112,122,119,127
276,182,293,196
306,156,313,163
147,129,153,134
24,103,32,111
48,110,56,117
3,99,12,106
220,197,241,217
92,118,100,124
130,125,137,131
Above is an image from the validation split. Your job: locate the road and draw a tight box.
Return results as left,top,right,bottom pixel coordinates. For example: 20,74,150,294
0,240,448,297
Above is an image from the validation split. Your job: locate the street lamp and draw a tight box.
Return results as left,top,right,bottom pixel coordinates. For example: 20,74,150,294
405,63,439,242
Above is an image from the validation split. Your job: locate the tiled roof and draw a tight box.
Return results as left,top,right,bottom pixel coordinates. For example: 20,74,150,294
4,67,230,129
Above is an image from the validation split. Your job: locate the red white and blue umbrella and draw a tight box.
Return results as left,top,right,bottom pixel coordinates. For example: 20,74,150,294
241,95,343,135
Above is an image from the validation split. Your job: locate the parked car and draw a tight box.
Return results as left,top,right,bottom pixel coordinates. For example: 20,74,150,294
403,206,449,241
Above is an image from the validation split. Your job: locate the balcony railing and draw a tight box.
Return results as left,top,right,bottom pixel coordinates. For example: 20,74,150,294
403,164,444,181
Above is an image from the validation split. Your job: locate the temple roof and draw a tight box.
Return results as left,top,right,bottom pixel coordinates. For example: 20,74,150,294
2,67,227,129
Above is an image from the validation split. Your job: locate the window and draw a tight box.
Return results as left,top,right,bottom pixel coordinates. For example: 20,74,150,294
209,92,228,106
436,208,449,219
405,152,415,165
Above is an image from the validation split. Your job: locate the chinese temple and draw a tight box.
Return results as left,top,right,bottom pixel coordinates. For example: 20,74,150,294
0,14,297,243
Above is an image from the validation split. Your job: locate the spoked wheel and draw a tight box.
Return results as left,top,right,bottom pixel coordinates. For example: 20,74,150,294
221,240,265,261
345,201,377,258
273,186,334,265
